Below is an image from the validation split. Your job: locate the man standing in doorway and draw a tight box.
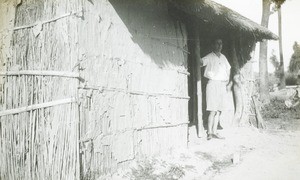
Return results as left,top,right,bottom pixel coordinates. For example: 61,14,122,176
200,38,232,140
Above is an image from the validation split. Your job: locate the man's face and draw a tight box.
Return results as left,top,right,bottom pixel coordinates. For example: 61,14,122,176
213,39,223,53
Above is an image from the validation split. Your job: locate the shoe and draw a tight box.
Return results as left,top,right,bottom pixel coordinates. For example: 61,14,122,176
212,133,225,139
207,134,213,140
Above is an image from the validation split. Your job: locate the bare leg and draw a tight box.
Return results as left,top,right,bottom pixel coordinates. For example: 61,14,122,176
212,111,225,139
212,111,221,134
208,111,216,135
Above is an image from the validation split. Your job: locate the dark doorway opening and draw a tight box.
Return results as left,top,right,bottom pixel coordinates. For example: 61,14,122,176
186,20,233,136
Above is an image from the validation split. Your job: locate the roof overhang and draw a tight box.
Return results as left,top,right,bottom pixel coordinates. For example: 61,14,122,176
169,0,278,41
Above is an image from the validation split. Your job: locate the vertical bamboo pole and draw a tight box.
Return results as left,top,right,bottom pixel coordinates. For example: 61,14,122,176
194,22,205,137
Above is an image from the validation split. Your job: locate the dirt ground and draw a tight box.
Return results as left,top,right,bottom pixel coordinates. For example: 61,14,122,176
101,114,300,180
180,122,300,180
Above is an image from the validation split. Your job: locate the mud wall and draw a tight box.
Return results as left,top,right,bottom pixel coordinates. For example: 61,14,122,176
77,0,189,178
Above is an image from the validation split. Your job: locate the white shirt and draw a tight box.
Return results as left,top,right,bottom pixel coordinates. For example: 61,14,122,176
202,52,231,81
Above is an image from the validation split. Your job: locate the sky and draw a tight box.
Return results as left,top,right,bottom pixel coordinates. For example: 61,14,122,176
213,0,300,72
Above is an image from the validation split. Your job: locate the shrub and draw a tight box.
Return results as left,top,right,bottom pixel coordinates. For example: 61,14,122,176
285,73,298,86
261,98,286,118
261,97,300,119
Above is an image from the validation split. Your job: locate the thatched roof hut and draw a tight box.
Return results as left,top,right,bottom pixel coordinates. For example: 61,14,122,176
0,0,277,179
170,0,278,40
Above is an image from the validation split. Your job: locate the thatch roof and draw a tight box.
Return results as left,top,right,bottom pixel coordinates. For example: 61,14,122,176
170,0,278,40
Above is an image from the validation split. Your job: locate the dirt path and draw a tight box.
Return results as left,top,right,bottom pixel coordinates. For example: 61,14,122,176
188,115,300,180
211,130,300,180
174,126,296,180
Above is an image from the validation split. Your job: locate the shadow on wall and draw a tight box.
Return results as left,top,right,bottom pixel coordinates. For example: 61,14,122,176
109,0,188,69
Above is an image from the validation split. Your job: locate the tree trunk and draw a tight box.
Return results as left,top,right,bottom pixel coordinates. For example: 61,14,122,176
278,7,286,89
259,0,271,102
230,39,243,126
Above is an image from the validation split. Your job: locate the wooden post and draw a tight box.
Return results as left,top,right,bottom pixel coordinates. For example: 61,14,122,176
194,23,205,137
230,39,240,73
252,95,266,129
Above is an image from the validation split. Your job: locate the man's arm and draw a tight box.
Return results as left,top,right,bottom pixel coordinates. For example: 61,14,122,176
199,56,208,67
226,66,232,91
226,80,233,91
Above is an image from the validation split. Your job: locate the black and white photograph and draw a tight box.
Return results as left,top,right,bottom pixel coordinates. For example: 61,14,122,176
0,0,299,179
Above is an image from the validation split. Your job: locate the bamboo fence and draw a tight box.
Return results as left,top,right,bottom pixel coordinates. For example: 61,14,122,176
0,0,82,179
